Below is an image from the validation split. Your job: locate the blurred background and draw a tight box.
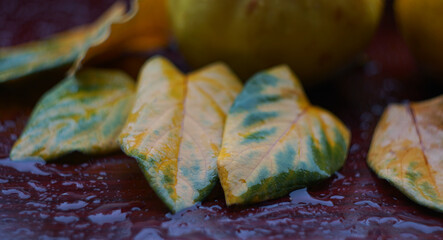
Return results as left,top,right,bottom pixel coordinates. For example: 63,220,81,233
0,0,441,125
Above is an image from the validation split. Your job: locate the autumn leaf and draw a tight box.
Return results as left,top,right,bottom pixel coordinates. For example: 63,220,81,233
119,56,242,212
10,69,135,161
217,65,350,206
74,0,170,68
0,0,169,83
368,95,443,212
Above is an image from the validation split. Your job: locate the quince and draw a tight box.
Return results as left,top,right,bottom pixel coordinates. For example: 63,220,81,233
396,0,443,79
168,0,384,85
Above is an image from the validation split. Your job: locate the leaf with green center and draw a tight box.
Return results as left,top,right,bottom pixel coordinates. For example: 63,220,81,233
10,69,135,161
119,56,242,212
368,95,443,212
217,65,350,206
0,0,169,83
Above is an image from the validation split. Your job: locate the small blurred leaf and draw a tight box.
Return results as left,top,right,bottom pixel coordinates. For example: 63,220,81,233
218,65,350,206
119,56,242,212
75,0,170,67
10,69,135,161
0,0,169,83
368,95,443,212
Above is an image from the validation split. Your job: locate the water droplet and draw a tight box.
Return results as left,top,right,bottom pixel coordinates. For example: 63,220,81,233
364,61,379,76
134,228,163,240
88,210,127,225
26,202,47,208
0,158,50,176
61,181,84,189
54,215,79,224
330,195,344,200
393,221,443,234
56,200,88,211
2,189,31,199
289,188,333,207
28,181,47,192
349,143,360,153
354,200,381,209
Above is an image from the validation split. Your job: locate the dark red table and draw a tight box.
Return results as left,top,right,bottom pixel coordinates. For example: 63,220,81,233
0,0,442,239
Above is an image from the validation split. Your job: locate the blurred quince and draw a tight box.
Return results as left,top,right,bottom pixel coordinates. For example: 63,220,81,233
168,0,384,85
396,0,443,79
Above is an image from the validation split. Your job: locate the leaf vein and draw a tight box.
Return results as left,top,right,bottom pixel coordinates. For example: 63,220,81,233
243,108,309,182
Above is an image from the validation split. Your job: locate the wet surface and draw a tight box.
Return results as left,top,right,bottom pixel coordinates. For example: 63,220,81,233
0,0,442,239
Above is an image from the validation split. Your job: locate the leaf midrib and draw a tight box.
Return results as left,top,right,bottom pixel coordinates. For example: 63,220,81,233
243,107,309,183
175,76,190,203
406,103,440,197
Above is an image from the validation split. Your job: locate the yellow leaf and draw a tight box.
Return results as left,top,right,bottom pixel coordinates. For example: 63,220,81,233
218,65,350,206
368,95,443,212
119,56,242,212
0,0,169,83
10,69,135,161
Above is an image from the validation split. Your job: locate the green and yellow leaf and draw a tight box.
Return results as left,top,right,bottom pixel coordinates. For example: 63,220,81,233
217,65,350,206
119,56,242,213
368,95,443,212
0,0,169,83
10,69,135,161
